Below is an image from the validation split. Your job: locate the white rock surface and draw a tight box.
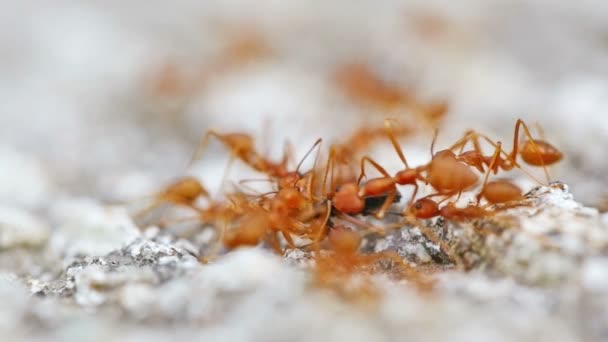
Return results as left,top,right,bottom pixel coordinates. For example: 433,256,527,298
48,199,141,262
1,1,608,341
0,185,601,341
0,206,49,249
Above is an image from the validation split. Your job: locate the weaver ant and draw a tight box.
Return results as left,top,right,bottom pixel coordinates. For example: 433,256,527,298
222,188,333,253
221,138,334,252
448,119,563,182
406,140,528,220
345,119,479,219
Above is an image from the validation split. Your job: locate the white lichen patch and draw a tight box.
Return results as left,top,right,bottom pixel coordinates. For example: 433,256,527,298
48,199,141,262
487,183,608,285
0,206,49,250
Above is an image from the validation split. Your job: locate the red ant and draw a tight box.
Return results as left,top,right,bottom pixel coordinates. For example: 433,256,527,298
192,130,289,177
448,119,563,182
222,187,333,253
192,130,326,193
406,139,530,220
335,119,479,219
221,138,334,253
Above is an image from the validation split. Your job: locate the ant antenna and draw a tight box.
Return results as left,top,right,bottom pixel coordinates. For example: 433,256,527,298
190,130,218,167
295,138,323,175
358,156,391,184
512,119,550,183
257,190,279,199
430,128,439,157
283,140,296,169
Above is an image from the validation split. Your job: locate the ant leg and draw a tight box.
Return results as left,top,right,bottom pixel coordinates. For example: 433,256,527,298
267,232,283,254
448,129,478,154
406,184,419,208
476,141,503,204
338,213,385,235
217,155,235,197
468,131,545,185
201,219,226,263
237,178,275,193
534,121,547,141
307,139,325,201
313,200,332,244
455,190,463,202
374,190,397,219
384,119,410,168
190,130,222,165
512,119,550,183
281,230,297,249
358,155,391,184
157,214,203,228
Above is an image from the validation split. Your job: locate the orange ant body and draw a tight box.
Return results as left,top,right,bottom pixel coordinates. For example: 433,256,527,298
335,120,479,219
221,139,334,252
193,130,326,195
449,119,563,181
222,188,332,252
193,131,291,178
133,176,211,222
407,198,490,221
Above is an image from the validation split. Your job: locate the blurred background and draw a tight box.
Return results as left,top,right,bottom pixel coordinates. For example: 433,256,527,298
1,0,608,210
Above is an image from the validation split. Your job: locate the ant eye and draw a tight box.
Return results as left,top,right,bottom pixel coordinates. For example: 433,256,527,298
415,202,422,209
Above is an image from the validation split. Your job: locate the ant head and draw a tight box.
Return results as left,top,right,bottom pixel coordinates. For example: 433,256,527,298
409,198,439,219
332,183,365,215
277,187,307,209
278,171,302,189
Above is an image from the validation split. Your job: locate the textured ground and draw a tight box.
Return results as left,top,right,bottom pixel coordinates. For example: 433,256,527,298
1,1,608,341
1,183,607,341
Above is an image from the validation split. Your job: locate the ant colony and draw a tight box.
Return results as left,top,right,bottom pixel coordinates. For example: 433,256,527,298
130,116,563,297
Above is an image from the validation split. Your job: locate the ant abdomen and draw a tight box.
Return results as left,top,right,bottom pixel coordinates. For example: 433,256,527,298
480,180,522,204
519,140,563,166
